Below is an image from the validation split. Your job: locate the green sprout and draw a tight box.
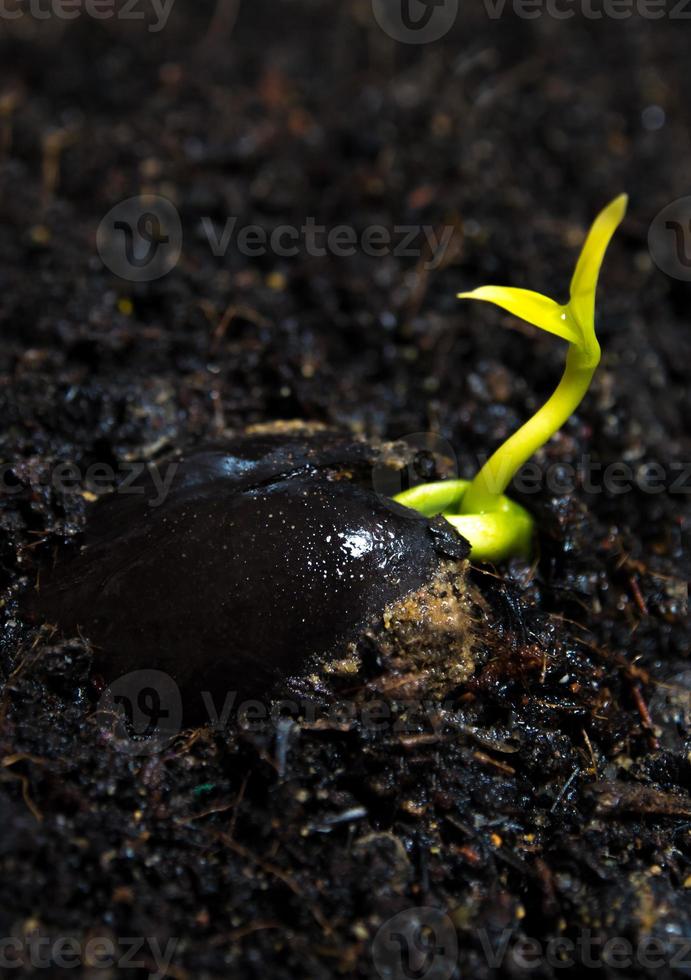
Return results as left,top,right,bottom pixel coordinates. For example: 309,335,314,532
394,194,628,562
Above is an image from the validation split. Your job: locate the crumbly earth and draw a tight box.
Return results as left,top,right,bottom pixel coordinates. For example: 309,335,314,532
300,559,477,698
0,4,690,979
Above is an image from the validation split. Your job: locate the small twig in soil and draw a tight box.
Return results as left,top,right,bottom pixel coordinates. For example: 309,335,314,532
550,767,580,813
208,303,271,354
177,800,238,825
0,88,20,160
218,835,334,936
199,0,242,50
472,751,516,777
628,574,650,617
581,729,598,776
1,753,46,821
41,126,78,204
398,733,441,749
227,772,249,842
630,682,660,751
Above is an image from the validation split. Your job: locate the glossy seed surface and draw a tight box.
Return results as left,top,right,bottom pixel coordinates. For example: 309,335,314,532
25,432,468,716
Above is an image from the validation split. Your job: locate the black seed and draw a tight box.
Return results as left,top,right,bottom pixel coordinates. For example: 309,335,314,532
23,433,469,720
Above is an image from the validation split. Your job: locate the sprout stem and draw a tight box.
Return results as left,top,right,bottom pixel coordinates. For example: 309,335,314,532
461,346,598,515
393,194,627,562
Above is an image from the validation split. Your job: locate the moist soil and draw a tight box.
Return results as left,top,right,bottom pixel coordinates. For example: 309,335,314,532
0,4,690,978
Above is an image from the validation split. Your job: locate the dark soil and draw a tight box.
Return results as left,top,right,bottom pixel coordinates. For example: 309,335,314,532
0,3,690,978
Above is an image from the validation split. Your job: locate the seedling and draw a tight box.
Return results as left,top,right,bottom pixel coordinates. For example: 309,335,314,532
395,194,628,562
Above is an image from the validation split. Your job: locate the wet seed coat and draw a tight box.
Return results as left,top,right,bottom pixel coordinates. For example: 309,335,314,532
24,433,469,717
